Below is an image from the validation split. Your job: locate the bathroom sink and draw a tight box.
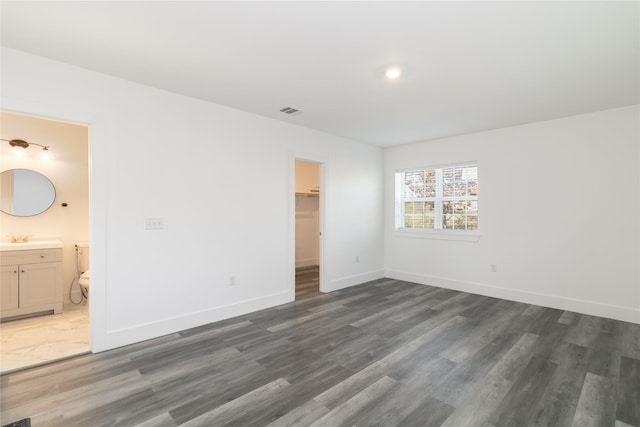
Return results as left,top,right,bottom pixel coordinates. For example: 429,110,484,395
0,240,64,251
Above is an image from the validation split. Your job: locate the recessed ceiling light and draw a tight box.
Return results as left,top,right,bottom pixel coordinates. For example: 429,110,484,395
385,67,402,80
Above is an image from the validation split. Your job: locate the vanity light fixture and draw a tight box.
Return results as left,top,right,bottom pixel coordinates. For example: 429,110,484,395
1,138,53,159
37,147,53,160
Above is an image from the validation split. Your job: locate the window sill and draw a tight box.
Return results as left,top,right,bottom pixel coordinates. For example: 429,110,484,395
394,229,481,242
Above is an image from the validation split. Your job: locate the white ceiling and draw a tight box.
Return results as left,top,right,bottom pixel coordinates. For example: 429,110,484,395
1,1,638,147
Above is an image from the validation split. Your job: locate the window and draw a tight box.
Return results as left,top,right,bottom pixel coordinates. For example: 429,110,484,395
396,164,478,232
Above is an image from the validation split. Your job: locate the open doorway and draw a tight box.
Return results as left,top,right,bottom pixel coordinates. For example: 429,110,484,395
294,159,321,300
0,111,90,373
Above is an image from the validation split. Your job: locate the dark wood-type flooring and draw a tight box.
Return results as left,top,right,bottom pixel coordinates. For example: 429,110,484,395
296,265,320,300
2,277,639,426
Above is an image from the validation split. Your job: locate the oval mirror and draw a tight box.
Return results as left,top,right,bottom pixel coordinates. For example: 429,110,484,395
0,169,56,217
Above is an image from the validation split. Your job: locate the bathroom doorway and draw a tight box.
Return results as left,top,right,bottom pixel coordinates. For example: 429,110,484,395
0,111,90,374
294,159,321,300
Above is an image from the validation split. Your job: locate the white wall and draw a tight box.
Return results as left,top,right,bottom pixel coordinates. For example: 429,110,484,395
385,105,640,324
0,112,89,304
1,47,385,351
295,160,320,268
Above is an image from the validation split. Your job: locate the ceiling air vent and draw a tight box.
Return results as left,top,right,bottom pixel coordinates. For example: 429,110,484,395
280,107,302,115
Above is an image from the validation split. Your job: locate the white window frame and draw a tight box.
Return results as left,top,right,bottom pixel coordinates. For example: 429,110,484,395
395,162,480,241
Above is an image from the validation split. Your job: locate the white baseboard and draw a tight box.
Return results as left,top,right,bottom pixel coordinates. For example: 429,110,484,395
104,291,292,350
385,269,640,324
325,270,385,293
296,258,319,268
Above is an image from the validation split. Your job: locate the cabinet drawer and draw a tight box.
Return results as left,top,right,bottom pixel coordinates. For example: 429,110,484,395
0,249,63,266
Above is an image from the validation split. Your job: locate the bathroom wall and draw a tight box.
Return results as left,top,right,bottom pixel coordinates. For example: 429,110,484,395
0,112,89,304
295,160,319,268
1,47,385,351
384,105,640,324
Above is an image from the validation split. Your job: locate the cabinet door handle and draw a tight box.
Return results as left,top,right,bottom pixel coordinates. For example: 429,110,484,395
13,270,17,274
21,270,25,273
40,255,45,258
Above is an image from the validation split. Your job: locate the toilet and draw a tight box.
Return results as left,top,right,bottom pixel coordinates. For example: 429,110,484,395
75,242,90,298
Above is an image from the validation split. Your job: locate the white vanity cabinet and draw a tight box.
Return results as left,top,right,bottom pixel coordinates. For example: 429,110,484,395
0,246,63,319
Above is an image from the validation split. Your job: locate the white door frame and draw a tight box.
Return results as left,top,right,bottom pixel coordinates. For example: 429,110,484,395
290,154,328,298
1,97,107,352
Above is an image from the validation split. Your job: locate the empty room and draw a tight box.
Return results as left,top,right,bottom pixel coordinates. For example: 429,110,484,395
0,2,638,427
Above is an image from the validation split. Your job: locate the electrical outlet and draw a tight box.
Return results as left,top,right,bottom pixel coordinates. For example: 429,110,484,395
355,256,360,263
144,217,164,230
490,264,497,273
229,276,236,286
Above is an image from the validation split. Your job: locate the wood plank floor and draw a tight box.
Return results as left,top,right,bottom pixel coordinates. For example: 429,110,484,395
1,278,639,427
296,265,319,300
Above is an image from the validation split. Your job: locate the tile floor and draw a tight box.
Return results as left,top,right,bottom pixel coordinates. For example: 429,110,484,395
0,303,89,374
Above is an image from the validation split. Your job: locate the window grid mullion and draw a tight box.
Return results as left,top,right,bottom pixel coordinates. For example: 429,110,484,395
398,164,477,231
435,168,443,229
